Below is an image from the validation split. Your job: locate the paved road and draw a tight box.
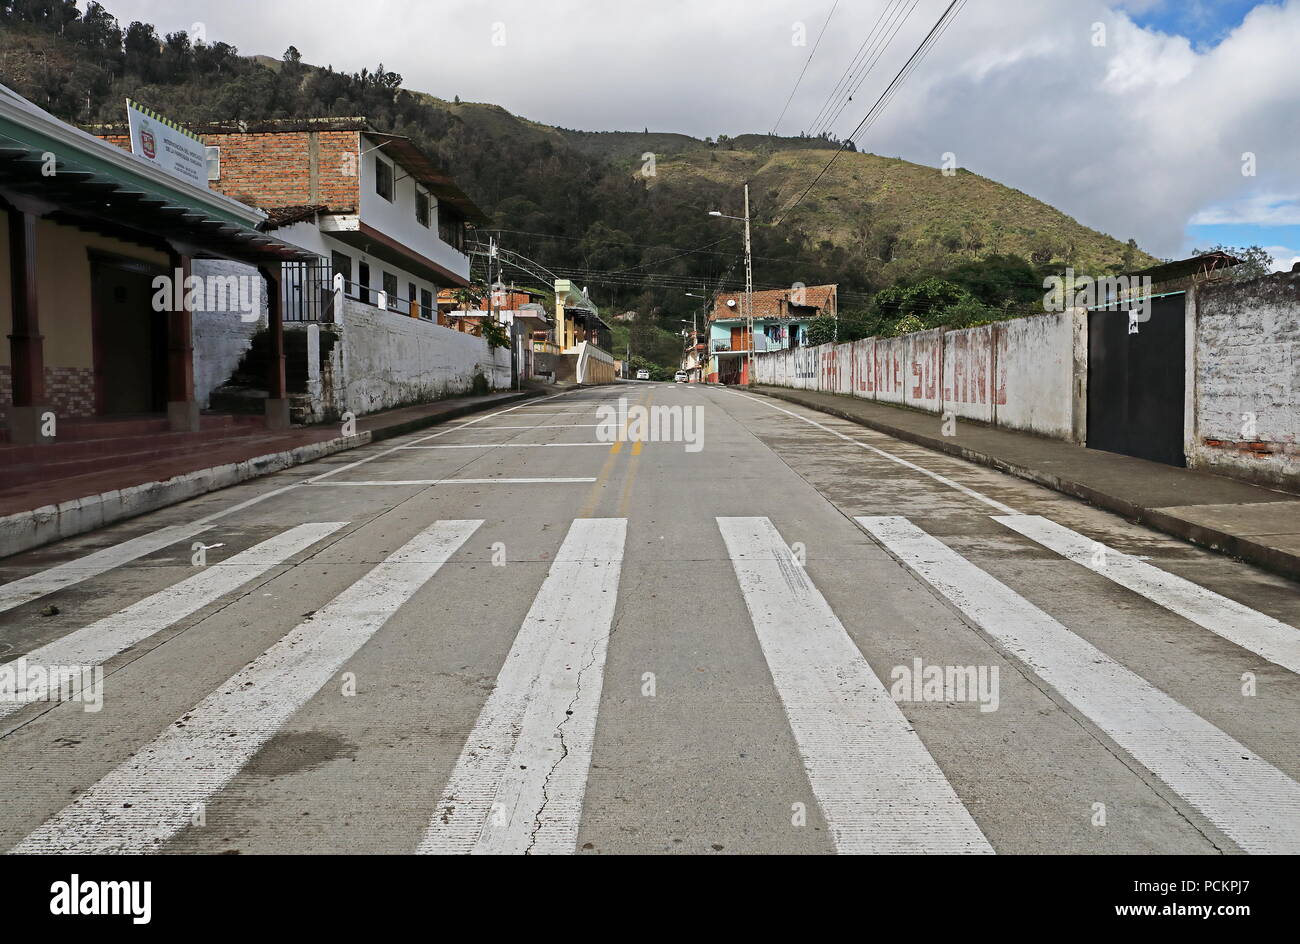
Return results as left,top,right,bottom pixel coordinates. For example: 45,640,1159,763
1,383,1298,854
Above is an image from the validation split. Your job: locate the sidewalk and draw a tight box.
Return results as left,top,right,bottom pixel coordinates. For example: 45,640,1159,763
751,385,1300,583
0,389,544,558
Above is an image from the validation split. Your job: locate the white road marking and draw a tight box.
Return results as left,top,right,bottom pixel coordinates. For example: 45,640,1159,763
419,518,626,855
308,477,598,486
0,523,215,615
859,514,1300,854
305,392,580,483
0,522,347,721
995,514,1300,676
463,424,603,430
400,443,610,449
0,391,581,609
716,516,993,854
10,519,481,854
727,390,1017,514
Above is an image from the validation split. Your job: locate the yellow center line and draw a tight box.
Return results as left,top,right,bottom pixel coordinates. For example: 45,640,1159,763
579,390,644,518
618,390,652,515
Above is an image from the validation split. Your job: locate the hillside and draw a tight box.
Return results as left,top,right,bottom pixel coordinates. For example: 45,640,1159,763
0,5,1156,340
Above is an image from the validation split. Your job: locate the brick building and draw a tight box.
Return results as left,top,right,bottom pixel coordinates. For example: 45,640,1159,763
708,284,837,384
98,117,484,318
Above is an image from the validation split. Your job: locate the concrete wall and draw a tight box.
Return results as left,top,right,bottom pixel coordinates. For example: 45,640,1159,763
1190,270,1300,488
336,297,510,416
191,259,266,409
754,310,1083,441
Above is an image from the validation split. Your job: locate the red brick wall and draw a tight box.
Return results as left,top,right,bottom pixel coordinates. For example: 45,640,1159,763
97,129,361,212
203,130,360,211
0,366,95,430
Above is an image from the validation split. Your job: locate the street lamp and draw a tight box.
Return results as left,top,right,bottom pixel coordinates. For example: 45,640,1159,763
707,183,754,385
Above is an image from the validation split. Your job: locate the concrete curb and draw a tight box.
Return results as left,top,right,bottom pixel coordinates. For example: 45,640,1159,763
754,386,1300,584
0,389,542,559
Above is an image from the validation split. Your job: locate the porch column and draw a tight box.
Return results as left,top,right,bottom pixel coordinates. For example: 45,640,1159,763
260,263,289,429
6,209,52,445
165,251,200,431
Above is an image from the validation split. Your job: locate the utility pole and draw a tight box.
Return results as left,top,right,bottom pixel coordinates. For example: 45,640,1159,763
708,186,755,385
743,182,754,385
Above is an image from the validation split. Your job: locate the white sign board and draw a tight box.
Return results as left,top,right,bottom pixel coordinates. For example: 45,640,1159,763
126,99,208,188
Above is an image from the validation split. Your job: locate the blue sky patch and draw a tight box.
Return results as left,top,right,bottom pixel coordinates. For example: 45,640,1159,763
1128,0,1280,46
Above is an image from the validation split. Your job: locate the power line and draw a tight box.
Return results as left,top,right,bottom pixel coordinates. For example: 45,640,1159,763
844,0,966,149
774,0,965,228
772,0,840,135
815,0,921,139
804,0,908,136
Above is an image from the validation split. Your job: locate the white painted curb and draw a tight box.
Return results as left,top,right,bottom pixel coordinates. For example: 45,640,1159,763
0,433,371,558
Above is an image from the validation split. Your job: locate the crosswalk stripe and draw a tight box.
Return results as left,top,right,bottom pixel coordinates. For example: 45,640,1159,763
994,514,1300,676
717,516,993,854
0,523,214,615
419,518,626,855
464,424,603,429
400,443,611,449
307,478,597,487
10,519,481,854
0,522,347,721
858,514,1300,854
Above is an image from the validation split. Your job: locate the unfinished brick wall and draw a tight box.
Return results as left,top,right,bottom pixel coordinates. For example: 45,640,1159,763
204,130,360,211
97,129,361,212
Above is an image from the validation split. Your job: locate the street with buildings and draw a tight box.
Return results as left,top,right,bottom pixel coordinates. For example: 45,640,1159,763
2,382,1298,858
0,2,1296,901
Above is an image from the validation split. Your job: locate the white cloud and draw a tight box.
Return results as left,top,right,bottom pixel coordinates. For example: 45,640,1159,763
1264,246,1300,273
96,0,1300,259
1190,194,1300,225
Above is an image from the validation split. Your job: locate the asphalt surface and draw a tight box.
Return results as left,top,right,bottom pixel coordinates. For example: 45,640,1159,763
0,382,1298,854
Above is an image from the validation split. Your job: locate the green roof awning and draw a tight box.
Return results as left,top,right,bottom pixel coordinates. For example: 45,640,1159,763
0,115,315,265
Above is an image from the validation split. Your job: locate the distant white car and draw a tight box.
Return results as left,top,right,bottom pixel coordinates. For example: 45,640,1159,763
636,368,651,380
674,371,688,383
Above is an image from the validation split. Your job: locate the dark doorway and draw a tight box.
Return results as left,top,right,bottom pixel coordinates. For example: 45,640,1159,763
1087,293,1186,467
719,357,742,385
92,259,168,415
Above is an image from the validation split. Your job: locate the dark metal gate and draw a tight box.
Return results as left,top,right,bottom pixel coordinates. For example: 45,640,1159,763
1087,293,1186,466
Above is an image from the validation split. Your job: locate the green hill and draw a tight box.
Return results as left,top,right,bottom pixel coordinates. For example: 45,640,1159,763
0,4,1156,351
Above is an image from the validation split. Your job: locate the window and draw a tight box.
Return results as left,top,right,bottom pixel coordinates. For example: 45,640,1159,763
421,288,433,319
331,251,352,295
358,262,371,302
438,209,464,252
415,190,430,227
382,271,398,306
205,146,220,182
375,156,394,201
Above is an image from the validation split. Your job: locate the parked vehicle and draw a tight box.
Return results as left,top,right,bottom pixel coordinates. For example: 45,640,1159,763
636,368,650,380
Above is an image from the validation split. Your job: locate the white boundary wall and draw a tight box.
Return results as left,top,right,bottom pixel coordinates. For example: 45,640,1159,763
753,310,1083,441
337,298,511,416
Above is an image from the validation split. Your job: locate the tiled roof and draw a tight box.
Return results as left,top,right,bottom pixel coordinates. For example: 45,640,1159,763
711,284,836,321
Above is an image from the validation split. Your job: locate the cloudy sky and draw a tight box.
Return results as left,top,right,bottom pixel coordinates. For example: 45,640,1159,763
101,0,1300,269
